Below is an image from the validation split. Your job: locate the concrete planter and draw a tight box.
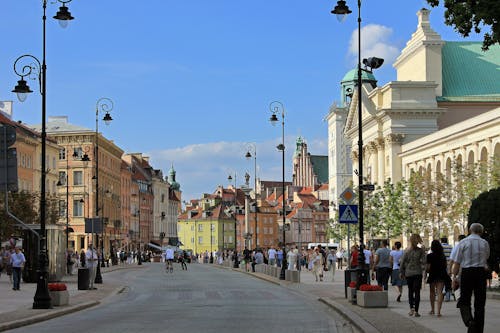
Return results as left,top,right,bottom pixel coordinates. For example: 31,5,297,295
285,270,300,283
49,290,69,306
356,290,388,308
347,287,357,303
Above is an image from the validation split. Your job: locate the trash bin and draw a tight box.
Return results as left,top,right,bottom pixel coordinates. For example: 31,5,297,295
344,268,369,298
344,269,358,298
78,268,90,290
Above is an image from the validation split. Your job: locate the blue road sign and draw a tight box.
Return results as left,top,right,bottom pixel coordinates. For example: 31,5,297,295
339,204,358,224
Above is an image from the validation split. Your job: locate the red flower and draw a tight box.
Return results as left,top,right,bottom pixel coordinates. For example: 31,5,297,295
348,281,357,288
48,283,67,291
359,284,383,291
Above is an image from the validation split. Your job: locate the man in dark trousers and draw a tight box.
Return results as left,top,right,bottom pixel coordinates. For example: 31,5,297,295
452,223,490,333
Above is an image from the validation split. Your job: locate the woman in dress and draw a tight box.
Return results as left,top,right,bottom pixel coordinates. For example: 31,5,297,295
426,240,449,317
311,247,324,282
400,234,426,317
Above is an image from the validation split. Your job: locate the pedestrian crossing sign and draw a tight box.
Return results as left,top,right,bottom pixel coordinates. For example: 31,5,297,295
339,204,358,224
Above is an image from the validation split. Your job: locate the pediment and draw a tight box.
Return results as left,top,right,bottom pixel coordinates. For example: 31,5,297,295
344,84,377,135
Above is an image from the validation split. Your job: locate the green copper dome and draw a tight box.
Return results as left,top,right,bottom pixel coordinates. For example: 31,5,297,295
341,68,377,84
168,165,180,191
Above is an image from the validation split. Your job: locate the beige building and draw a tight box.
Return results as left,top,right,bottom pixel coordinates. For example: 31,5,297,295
327,8,500,243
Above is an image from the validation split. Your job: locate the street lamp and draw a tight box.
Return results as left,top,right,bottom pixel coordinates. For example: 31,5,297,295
269,100,287,280
228,173,239,268
93,97,114,282
331,0,384,285
245,143,258,249
11,0,75,309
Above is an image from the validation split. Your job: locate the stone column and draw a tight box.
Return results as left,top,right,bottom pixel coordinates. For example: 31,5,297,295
376,138,385,186
385,134,405,182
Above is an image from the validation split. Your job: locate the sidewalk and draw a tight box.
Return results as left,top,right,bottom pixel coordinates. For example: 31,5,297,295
0,263,142,332
231,264,500,333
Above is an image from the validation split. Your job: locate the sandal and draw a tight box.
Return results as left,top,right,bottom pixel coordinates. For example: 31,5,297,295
429,311,434,315
408,309,415,316
415,313,421,317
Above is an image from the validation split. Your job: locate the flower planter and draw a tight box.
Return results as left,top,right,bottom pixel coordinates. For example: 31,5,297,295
356,290,388,308
347,287,357,303
49,290,69,306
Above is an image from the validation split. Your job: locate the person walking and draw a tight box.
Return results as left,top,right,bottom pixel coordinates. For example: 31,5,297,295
390,241,405,302
400,234,426,317
311,247,324,282
276,247,283,268
336,248,344,270
452,223,490,333
327,249,336,281
374,240,392,290
268,246,277,266
426,240,450,317
252,249,264,272
86,244,98,290
349,245,359,269
10,247,25,291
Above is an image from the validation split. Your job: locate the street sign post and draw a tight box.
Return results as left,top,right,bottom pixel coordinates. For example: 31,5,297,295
339,204,358,224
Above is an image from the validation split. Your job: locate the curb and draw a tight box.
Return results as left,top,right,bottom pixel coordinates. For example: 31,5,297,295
0,301,99,332
318,298,380,333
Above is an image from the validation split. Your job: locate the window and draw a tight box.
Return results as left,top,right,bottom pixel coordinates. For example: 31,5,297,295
59,200,66,217
80,237,85,249
59,148,66,160
211,236,215,244
198,236,203,244
191,225,194,231
191,237,194,244
198,224,203,232
161,194,165,203
73,147,83,159
73,171,83,185
73,199,83,217
59,171,67,185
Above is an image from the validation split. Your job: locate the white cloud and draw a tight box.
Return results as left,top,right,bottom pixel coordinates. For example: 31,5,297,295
347,24,400,67
147,136,327,203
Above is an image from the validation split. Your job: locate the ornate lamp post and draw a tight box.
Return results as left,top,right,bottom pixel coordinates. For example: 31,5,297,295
269,100,287,280
245,143,258,249
331,0,383,285
93,97,114,282
11,0,74,309
228,173,239,268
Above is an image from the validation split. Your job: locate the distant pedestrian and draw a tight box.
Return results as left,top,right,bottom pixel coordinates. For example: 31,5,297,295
80,249,86,267
327,249,336,281
453,223,490,333
86,244,98,290
374,240,392,291
336,248,344,270
10,247,25,291
268,247,277,266
252,249,264,272
349,245,359,269
400,234,426,318
426,240,450,317
311,247,324,282
390,241,405,302
276,247,283,267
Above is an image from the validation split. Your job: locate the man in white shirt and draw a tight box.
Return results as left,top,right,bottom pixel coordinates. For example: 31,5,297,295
85,245,98,290
268,247,277,266
452,223,490,333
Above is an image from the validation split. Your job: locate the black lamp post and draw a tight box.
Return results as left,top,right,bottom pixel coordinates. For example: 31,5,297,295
331,0,384,286
11,0,74,309
93,97,114,282
228,173,239,268
269,101,287,280
245,143,258,249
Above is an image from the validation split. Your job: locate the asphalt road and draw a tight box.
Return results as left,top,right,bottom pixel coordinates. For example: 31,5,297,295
6,263,348,333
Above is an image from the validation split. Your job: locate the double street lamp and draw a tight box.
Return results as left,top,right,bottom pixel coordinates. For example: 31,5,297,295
93,97,114,282
11,0,74,309
245,143,258,249
269,101,287,280
331,0,383,284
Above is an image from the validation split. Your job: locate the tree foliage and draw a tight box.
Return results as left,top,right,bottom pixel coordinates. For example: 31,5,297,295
426,0,500,50
468,187,500,273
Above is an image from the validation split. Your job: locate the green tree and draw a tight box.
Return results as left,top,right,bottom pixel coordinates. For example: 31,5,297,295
0,191,38,240
426,0,500,50
468,187,500,273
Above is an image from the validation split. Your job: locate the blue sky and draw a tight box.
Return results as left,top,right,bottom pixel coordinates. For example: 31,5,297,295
0,1,485,202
